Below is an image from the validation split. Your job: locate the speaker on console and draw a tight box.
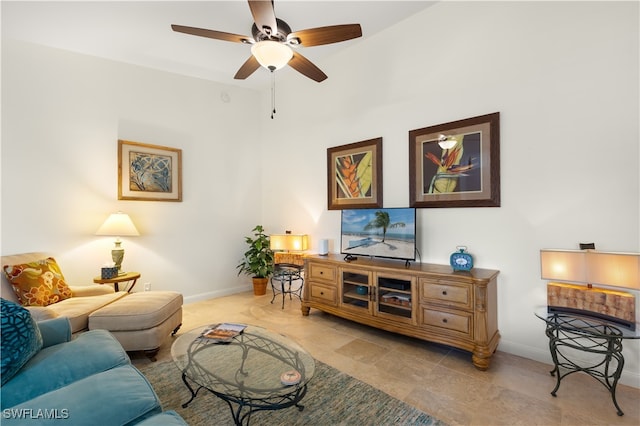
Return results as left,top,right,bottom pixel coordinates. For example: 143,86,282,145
318,239,329,256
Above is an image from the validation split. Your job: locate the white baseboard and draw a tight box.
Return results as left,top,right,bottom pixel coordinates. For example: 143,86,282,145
183,286,251,304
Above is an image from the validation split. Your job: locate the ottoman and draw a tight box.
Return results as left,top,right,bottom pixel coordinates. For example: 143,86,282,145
88,291,183,360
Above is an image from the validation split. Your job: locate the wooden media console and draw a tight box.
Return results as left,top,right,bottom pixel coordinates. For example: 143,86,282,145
301,254,500,370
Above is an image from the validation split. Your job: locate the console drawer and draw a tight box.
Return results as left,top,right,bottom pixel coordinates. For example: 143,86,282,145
421,279,472,310
420,306,472,337
310,284,336,304
308,263,337,284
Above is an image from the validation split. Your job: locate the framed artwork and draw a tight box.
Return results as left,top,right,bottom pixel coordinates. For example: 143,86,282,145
327,137,383,210
409,112,500,208
118,140,182,202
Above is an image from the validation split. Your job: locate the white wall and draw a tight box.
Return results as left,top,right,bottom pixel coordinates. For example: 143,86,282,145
1,39,265,301
259,1,640,386
2,1,639,386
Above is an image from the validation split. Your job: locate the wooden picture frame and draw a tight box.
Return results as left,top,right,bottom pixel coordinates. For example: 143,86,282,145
409,112,500,208
327,137,383,210
118,140,182,202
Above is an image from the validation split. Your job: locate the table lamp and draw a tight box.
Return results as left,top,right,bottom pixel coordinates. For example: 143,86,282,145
540,249,640,329
270,231,308,266
96,212,140,273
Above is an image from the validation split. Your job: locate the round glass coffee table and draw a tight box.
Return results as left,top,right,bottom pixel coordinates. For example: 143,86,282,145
171,324,315,425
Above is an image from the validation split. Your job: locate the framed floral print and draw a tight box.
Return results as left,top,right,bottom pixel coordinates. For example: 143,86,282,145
327,138,383,210
409,113,500,208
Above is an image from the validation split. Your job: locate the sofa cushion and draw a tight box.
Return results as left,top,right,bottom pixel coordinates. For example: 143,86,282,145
89,291,183,331
70,284,115,297
23,305,60,322
1,299,43,386
0,329,129,409
44,291,128,333
3,257,72,306
36,317,72,348
2,365,162,425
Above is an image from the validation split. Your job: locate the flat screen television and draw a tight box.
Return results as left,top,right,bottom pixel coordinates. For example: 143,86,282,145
340,208,417,262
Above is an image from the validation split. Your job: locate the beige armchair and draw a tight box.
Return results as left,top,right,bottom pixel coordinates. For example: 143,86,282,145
1,252,127,332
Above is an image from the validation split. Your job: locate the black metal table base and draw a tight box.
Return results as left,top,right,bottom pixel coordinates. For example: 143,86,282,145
270,264,304,309
543,316,626,416
181,373,307,425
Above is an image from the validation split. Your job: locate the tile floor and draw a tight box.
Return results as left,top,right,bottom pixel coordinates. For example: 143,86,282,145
130,291,640,425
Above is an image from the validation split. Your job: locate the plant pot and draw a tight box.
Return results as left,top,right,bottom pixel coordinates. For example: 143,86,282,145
252,277,268,296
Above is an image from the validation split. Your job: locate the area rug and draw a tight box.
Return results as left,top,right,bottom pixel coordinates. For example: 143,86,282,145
137,359,447,425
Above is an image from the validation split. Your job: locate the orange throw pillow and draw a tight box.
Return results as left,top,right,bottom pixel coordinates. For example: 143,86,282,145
3,257,73,306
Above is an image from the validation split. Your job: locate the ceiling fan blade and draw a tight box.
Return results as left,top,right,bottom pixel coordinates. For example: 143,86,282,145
248,0,278,37
288,52,327,82
171,24,251,44
234,56,261,80
289,24,362,47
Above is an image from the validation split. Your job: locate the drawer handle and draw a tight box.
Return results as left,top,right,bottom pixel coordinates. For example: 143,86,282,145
320,291,324,295
442,291,447,296
442,318,448,323
320,271,324,275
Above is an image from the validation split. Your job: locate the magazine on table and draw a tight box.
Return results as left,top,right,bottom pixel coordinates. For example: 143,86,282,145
198,323,247,342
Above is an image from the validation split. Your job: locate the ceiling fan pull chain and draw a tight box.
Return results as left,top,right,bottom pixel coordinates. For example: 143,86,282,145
271,68,276,119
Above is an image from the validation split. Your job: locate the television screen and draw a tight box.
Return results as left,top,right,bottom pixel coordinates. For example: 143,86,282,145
340,208,417,261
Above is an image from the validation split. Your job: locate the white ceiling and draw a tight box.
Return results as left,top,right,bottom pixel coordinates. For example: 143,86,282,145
2,1,435,89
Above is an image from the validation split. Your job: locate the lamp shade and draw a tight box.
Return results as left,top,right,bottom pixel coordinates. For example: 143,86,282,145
586,251,640,290
541,249,639,329
540,250,587,283
251,41,293,70
96,212,140,237
541,249,640,290
270,234,308,251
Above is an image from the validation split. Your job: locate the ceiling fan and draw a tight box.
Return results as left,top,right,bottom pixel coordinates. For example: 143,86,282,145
171,0,362,82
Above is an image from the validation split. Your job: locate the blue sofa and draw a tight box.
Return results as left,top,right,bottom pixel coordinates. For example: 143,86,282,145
1,299,186,425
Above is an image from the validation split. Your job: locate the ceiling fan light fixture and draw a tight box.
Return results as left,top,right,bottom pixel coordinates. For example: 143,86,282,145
251,40,293,71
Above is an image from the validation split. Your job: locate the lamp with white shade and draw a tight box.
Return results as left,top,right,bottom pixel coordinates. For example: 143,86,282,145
540,249,640,329
96,212,140,274
270,233,308,252
270,231,308,266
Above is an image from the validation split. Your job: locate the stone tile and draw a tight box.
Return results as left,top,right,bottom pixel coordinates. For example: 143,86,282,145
335,338,389,364
130,291,640,426
403,384,474,426
471,384,562,425
420,366,494,407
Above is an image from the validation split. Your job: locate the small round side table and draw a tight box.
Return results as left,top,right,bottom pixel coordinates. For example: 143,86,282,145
535,308,640,416
270,264,304,309
93,271,141,292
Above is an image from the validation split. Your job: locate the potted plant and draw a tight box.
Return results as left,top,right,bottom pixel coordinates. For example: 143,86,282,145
236,225,275,295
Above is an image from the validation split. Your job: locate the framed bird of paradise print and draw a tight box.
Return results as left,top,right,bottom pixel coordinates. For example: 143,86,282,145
327,138,383,210
409,113,500,208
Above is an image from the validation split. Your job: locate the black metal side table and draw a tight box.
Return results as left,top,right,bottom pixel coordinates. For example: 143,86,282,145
535,308,640,416
270,264,304,309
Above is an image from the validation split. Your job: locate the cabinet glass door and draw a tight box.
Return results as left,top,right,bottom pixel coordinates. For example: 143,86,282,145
377,275,413,320
341,270,370,311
